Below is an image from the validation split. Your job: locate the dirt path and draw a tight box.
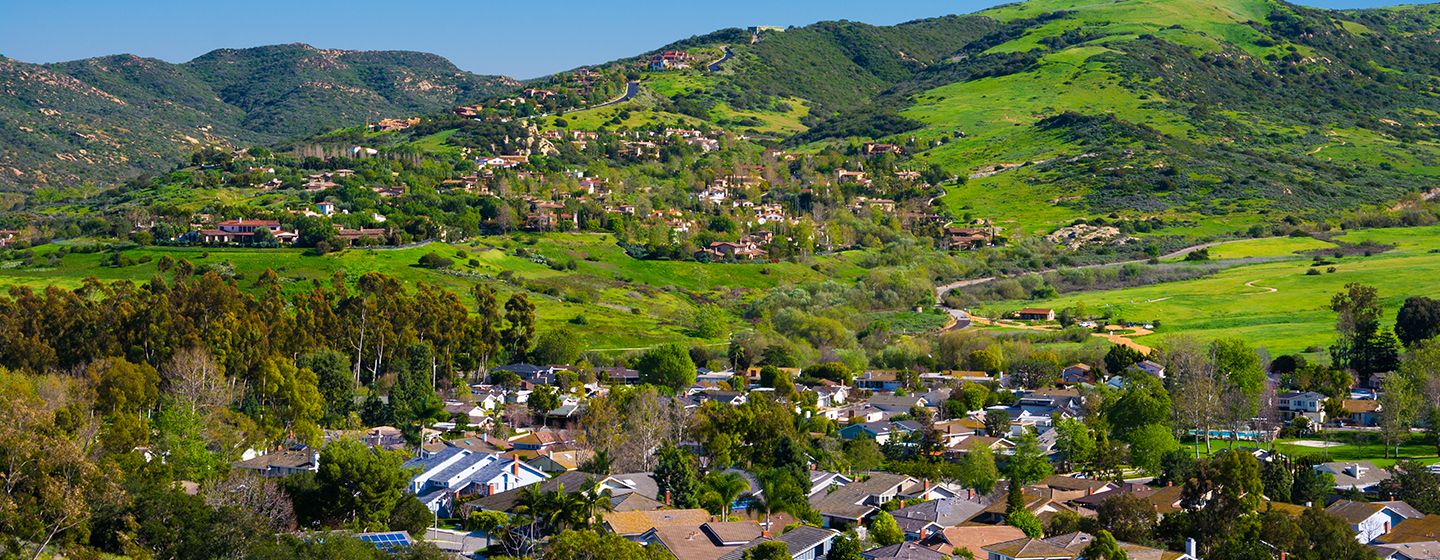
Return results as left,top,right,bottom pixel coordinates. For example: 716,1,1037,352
1244,280,1278,294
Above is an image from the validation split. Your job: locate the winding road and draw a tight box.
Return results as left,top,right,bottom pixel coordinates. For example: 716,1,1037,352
590,80,641,110
708,47,734,73
931,238,1268,337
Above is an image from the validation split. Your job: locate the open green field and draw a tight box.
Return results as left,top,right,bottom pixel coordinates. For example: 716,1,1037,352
978,225,1440,357
1201,236,1337,260
0,233,873,352
1186,431,1439,468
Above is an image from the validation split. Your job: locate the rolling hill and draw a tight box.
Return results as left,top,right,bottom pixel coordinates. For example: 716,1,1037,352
0,44,515,190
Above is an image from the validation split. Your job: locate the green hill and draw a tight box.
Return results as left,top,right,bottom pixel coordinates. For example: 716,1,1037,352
0,44,515,191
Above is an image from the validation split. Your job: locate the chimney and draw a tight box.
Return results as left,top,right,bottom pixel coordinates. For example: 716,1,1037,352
924,479,930,492
1280,552,1287,560
968,488,974,500
920,527,928,540
666,490,672,506
1185,538,1197,559
512,461,519,476
1087,487,1093,496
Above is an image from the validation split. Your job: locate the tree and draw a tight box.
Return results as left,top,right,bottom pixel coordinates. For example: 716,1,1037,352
1380,371,1421,458
1380,461,1440,514
1081,530,1129,560
637,343,696,391
91,357,161,415
653,444,699,508
298,350,353,426
1211,338,1265,448
984,408,1011,437
529,385,562,417
1105,344,1144,376
825,531,865,560
1331,283,1387,384
958,444,1000,494
701,471,750,519
1110,373,1172,440
1097,493,1156,545
1007,431,1054,486
314,439,410,529
533,328,583,366
1125,424,1180,476
1397,296,1440,347
163,346,233,414
844,437,884,473
502,293,536,361
691,304,727,338
1054,417,1095,474
1291,459,1336,506
1009,349,1060,389
743,541,791,560
416,252,453,269
389,496,434,536
1260,459,1294,504
1007,509,1044,538
544,529,668,560
805,362,853,385
869,511,904,546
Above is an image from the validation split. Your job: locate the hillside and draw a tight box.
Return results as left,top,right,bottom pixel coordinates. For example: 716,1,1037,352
0,44,515,190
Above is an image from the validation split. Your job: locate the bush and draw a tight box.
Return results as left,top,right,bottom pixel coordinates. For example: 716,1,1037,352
417,252,454,269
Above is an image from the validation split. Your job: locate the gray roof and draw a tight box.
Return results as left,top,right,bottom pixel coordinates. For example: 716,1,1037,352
810,472,914,521
604,472,660,500
862,541,947,560
718,525,840,560
891,496,990,526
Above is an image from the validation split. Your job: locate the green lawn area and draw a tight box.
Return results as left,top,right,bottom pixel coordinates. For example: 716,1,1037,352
976,225,1440,357
0,234,874,352
1202,236,1337,260
1185,431,1439,468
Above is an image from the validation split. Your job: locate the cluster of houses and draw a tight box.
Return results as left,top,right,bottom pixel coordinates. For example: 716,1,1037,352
220,346,1438,560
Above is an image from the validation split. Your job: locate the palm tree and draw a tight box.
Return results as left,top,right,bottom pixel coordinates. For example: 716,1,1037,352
705,471,750,519
577,479,615,528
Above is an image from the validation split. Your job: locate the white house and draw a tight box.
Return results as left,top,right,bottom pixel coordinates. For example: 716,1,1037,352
1327,499,1417,543
1277,391,1327,424
401,448,547,515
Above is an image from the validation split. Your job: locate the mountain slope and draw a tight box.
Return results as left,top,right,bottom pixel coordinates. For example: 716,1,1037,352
0,44,514,190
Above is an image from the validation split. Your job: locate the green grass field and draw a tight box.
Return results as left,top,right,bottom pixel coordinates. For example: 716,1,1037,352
0,234,872,352
1186,431,1439,468
978,225,1440,357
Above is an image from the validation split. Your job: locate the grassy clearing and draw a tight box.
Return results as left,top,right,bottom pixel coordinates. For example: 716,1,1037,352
0,234,872,351
1202,236,1337,260
976,225,1440,357
1185,431,1439,468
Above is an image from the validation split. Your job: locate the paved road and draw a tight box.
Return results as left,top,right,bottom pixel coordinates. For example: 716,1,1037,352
708,47,734,73
930,238,1266,333
591,80,640,110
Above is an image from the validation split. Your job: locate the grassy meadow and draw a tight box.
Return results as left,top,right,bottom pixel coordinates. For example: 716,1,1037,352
0,233,872,352
979,225,1440,358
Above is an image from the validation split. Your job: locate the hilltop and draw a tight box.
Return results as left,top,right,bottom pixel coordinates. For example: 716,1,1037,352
0,44,515,189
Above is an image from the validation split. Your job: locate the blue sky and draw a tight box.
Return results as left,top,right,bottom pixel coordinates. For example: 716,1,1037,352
0,0,1415,79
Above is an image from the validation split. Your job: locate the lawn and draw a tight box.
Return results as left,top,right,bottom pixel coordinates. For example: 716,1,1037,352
975,225,1440,357
1200,236,1337,260
1185,431,1439,468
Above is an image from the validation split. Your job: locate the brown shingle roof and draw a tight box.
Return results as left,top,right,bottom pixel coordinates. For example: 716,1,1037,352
1383,515,1440,544
604,508,711,536
928,525,1026,556
983,537,1078,559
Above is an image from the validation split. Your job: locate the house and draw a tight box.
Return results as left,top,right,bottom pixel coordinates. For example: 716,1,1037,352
315,201,336,215
200,219,293,244
650,521,763,560
0,230,20,247
861,542,945,560
868,394,928,412
1016,308,1055,322
1375,541,1440,560
838,421,919,445
889,495,991,538
812,385,849,408
922,525,1026,558
862,143,903,156
600,472,661,500
808,471,853,497
1277,391,1327,424
944,227,991,251
1327,499,1415,543
1343,399,1382,427
1059,364,1095,385
650,51,692,70
809,472,916,528
401,448,548,515
463,470,600,515
1317,462,1392,493
604,509,711,540
983,533,1198,560
597,366,642,385
855,371,905,392
1130,360,1166,379
719,525,840,560
232,448,318,477
1380,513,1440,545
